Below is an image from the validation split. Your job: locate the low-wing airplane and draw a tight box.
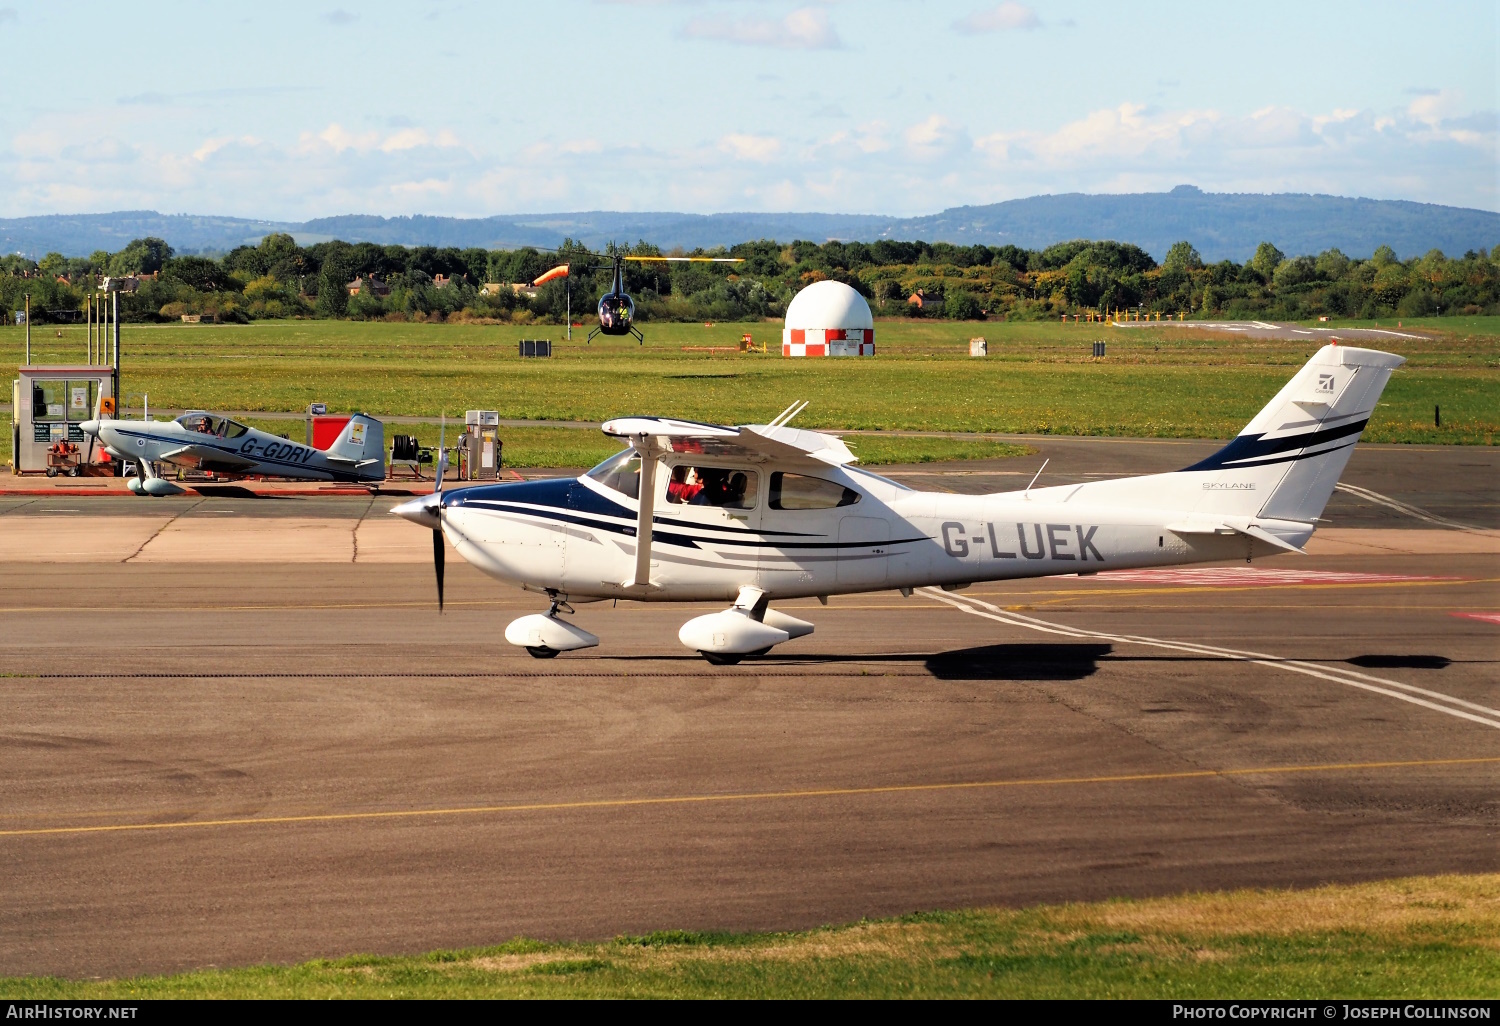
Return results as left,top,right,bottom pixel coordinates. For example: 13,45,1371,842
80,412,386,495
392,344,1403,663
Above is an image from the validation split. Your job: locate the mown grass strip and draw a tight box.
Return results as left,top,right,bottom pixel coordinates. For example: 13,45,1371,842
6,320,1496,446
3,875,1496,998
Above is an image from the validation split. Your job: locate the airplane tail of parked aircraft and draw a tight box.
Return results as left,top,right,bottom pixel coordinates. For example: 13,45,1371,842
324,414,387,480
1057,344,1405,529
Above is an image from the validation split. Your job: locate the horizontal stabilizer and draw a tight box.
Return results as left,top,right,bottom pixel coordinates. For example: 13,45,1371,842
1242,524,1306,553
1166,520,1307,554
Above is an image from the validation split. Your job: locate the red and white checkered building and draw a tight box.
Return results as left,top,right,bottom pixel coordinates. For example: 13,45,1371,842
782,280,875,357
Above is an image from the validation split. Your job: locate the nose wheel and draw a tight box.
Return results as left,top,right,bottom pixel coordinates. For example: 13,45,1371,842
505,592,599,658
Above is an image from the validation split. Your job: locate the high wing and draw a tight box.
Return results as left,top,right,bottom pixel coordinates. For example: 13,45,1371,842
156,443,259,472
599,416,855,466
598,410,854,592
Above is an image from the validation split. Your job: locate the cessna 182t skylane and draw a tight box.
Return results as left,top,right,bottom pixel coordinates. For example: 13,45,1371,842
393,344,1403,663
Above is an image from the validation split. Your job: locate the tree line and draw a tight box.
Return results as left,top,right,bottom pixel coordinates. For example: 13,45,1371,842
3,232,1497,326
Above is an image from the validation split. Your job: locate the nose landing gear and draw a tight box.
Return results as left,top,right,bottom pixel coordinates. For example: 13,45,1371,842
504,593,599,659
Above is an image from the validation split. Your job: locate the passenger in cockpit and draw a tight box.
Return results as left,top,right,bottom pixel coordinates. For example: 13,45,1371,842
727,472,748,506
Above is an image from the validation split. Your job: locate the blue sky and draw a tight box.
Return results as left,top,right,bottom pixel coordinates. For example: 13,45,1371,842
1,0,1495,219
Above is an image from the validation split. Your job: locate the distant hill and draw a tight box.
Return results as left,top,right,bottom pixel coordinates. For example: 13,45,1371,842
3,187,1496,263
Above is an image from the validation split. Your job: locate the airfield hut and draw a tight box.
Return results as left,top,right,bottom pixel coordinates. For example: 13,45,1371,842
782,280,874,358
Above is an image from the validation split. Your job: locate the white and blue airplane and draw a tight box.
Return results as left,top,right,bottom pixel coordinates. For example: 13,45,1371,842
393,344,1403,663
80,411,386,495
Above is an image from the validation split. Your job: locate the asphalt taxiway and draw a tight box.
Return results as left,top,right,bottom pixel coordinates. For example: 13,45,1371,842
0,440,1495,978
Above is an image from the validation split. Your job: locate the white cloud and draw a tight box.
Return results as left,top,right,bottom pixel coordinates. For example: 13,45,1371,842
379,128,461,153
954,2,1040,32
904,115,965,160
683,7,840,50
192,136,260,162
310,123,379,153
1408,88,1463,126
962,98,1497,212
2,91,1494,225
389,178,453,198
719,133,783,163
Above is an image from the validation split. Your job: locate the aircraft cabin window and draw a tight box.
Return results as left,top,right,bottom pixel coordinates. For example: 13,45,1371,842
586,449,641,499
665,465,757,509
769,472,860,510
223,420,250,439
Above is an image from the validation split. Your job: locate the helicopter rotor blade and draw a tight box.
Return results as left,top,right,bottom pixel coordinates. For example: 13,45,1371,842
623,257,744,263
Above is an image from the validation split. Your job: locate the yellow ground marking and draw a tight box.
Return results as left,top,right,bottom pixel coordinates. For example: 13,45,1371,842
3,756,1496,840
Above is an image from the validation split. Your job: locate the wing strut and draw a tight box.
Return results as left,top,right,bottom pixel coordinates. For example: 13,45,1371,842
630,435,659,589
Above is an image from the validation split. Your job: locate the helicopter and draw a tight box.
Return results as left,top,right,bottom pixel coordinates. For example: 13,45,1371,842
531,251,742,343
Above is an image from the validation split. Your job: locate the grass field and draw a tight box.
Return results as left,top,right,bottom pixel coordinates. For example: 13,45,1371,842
4,875,1495,999
223,418,1034,470
6,318,1497,454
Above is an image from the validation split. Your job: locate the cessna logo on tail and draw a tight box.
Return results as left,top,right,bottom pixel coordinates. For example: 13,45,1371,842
942,522,1105,562
1317,373,1336,393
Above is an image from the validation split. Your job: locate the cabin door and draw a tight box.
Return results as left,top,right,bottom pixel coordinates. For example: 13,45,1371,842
836,516,889,588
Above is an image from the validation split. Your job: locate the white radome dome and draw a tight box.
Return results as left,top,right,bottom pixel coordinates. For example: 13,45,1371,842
784,280,873,330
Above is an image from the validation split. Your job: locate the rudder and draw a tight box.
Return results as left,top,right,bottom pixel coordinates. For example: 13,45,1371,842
326,414,386,480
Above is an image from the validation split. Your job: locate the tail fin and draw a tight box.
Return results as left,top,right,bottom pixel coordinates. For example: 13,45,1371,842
326,414,386,480
1183,344,1404,522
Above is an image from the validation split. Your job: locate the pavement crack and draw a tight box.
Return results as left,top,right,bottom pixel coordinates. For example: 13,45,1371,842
350,493,377,563
0,497,40,517
122,498,207,563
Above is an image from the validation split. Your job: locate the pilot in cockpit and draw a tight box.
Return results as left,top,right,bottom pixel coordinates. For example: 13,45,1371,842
667,466,703,503
194,415,215,435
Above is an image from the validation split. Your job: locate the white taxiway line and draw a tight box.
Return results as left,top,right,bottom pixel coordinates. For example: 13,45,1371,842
921,588,1500,731
1334,482,1490,534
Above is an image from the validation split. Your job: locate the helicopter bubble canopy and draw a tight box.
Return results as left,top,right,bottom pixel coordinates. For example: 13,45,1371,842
597,291,635,334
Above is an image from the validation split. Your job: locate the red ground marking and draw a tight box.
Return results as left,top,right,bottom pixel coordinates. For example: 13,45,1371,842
1450,612,1500,626
1093,567,1459,587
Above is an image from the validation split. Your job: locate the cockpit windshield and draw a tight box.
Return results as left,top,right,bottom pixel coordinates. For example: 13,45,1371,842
174,414,250,439
585,448,641,499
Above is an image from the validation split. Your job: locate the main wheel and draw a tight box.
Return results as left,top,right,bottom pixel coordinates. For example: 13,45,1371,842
700,651,743,665
526,646,560,659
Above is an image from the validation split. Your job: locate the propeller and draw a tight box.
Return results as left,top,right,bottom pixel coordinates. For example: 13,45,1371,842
433,414,447,612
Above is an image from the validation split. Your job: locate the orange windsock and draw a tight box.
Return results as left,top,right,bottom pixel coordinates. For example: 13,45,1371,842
532,264,570,286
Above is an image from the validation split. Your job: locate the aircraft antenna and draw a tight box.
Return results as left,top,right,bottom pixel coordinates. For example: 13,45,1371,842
1024,458,1049,499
